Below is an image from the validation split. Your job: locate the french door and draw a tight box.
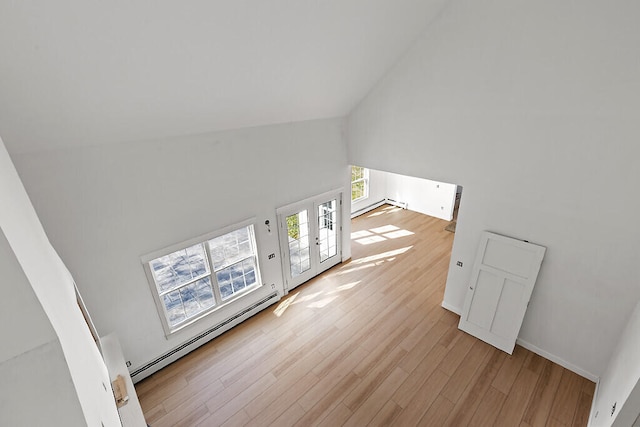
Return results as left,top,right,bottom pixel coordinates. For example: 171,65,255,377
277,191,342,292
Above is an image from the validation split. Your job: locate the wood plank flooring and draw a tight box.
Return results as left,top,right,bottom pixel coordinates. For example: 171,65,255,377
136,205,594,426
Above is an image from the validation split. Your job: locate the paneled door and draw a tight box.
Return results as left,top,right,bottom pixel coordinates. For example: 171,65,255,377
277,191,342,292
459,231,546,354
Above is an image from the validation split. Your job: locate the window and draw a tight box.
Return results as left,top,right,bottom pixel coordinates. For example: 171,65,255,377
143,223,261,334
351,165,369,202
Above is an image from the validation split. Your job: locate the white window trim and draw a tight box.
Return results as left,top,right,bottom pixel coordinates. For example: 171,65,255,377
351,166,369,203
141,218,263,336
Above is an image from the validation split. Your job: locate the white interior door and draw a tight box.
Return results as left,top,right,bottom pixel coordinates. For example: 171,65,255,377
459,231,546,354
278,191,342,292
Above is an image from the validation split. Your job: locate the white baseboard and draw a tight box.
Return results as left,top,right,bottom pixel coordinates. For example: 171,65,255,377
350,200,387,218
438,301,599,383
515,339,598,382
385,198,408,209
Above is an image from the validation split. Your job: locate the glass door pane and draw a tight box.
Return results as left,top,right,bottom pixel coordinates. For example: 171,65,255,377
317,199,338,263
286,210,311,277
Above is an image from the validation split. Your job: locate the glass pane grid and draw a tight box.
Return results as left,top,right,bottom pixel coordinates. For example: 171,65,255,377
149,224,261,331
351,166,364,181
351,180,366,201
150,243,210,294
318,200,338,263
218,257,258,300
287,210,311,278
351,166,368,201
162,277,217,327
209,227,253,271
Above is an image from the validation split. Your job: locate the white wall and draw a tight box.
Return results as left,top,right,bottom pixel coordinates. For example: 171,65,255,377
590,300,640,426
0,229,57,364
347,0,640,378
0,138,121,426
0,229,86,426
0,340,87,426
386,172,456,220
12,118,350,377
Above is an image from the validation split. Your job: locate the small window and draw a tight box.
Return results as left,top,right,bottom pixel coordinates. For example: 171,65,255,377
143,223,261,334
351,166,369,202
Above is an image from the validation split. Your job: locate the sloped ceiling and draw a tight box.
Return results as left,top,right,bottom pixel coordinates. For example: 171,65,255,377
0,0,449,154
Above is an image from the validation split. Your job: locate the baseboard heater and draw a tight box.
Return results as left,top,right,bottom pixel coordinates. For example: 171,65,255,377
351,199,408,218
130,291,279,379
351,199,387,218
386,198,408,209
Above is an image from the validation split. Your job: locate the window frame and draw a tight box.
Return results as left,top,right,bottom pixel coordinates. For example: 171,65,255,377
351,166,369,202
141,218,263,336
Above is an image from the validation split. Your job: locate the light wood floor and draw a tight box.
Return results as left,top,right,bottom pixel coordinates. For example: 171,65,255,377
136,205,594,427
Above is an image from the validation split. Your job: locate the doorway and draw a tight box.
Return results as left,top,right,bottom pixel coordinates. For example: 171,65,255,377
277,190,343,292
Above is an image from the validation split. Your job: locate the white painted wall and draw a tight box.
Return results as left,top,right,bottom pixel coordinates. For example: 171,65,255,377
0,229,57,364
386,172,456,221
0,340,87,426
0,229,86,426
0,138,121,426
351,167,388,213
590,299,640,426
347,0,640,378
12,118,350,377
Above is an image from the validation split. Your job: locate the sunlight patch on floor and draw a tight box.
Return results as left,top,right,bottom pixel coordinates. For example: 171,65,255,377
307,296,338,309
370,225,399,234
292,291,323,304
366,211,386,217
353,223,414,245
331,280,361,293
355,235,386,245
351,246,413,265
336,246,412,276
335,262,378,276
383,229,414,239
366,206,403,218
274,292,298,317
351,230,373,239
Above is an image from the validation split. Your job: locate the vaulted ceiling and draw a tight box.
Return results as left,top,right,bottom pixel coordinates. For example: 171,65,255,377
0,0,449,154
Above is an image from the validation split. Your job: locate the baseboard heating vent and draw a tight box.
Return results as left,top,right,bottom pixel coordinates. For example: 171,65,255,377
386,199,408,209
351,199,386,218
130,291,279,378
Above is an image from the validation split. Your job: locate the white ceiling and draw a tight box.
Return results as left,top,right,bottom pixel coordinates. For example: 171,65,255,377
0,0,448,154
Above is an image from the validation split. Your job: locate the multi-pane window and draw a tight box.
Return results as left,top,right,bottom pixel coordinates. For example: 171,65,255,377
144,224,261,333
351,166,369,202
